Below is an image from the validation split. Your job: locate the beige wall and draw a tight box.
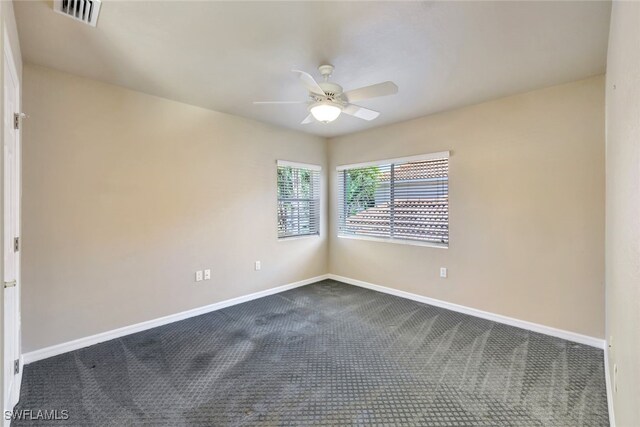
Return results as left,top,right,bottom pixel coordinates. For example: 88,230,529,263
605,1,640,425
22,65,607,355
328,76,605,339
21,64,328,352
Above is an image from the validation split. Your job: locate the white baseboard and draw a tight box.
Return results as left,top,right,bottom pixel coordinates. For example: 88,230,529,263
327,274,605,349
24,272,605,365
603,344,616,427
23,274,329,364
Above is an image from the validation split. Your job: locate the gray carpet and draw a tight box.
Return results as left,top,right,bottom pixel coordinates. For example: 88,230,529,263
14,280,608,426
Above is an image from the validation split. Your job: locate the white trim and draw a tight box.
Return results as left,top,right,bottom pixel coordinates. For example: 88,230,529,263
23,272,606,365
338,234,448,249
327,274,605,349
604,344,616,426
278,234,320,241
3,24,22,419
336,151,450,171
277,160,322,171
23,274,329,364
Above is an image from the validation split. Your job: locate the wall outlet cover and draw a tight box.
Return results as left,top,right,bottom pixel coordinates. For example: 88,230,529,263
195,270,203,282
204,269,211,280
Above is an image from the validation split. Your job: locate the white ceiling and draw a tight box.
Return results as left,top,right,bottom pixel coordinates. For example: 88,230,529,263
15,1,611,137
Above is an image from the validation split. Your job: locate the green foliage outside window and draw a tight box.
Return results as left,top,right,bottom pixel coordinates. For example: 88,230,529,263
278,166,317,237
345,167,381,216
278,167,312,198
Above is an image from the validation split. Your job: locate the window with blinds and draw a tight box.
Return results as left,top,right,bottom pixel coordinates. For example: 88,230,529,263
337,152,449,246
277,160,321,238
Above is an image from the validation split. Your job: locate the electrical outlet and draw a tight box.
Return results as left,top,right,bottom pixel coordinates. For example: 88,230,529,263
195,270,203,282
204,269,211,280
614,364,618,393
255,261,261,271
440,267,448,278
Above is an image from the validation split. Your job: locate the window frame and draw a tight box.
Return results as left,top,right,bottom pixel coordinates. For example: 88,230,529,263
336,151,449,249
276,160,321,240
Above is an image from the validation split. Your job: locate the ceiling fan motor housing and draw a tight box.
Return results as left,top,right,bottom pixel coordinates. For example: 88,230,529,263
317,81,344,103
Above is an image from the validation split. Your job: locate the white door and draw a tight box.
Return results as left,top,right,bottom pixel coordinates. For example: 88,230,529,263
3,29,21,415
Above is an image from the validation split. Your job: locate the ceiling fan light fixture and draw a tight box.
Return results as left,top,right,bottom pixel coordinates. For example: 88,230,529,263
255,66,397,125
309,101,342,123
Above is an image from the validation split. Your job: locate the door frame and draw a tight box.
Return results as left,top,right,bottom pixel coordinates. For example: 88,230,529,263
3,24,22,419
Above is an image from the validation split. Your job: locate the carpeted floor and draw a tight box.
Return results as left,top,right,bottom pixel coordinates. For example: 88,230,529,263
14,280,608,426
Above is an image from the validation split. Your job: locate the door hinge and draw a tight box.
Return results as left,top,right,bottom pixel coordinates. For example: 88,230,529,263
13,113,19,130
14,237,19,252
14,359,19,375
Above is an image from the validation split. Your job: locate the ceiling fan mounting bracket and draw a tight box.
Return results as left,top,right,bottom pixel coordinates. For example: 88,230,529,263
318,64,334,80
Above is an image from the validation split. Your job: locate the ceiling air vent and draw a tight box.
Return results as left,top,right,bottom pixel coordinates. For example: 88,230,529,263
53,0,102,27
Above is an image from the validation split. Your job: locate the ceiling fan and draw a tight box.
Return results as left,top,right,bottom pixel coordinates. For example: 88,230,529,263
254,64,398,124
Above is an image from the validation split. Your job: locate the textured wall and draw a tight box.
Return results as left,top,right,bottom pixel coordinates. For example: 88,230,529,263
328,77,605,339
21,65,328,352
605,1,640,424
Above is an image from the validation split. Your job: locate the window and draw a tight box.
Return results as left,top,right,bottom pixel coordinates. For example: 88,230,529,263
277,160,321,238
337,152,449,246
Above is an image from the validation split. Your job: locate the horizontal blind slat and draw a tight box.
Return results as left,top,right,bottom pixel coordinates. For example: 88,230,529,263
277,164,320,238
338,156,448,244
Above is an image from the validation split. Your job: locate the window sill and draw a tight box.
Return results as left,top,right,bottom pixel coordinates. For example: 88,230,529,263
278,234,321,241
337,234,448,249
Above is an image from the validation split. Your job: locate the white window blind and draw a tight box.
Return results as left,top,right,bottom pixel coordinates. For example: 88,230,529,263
337,152,449,246
277,161,321,238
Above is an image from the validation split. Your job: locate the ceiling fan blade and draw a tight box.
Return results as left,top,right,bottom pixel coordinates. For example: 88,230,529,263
292,69,325,96
253,101,306,104
343,81,398,103
342,104,380,121
301,114,314,124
